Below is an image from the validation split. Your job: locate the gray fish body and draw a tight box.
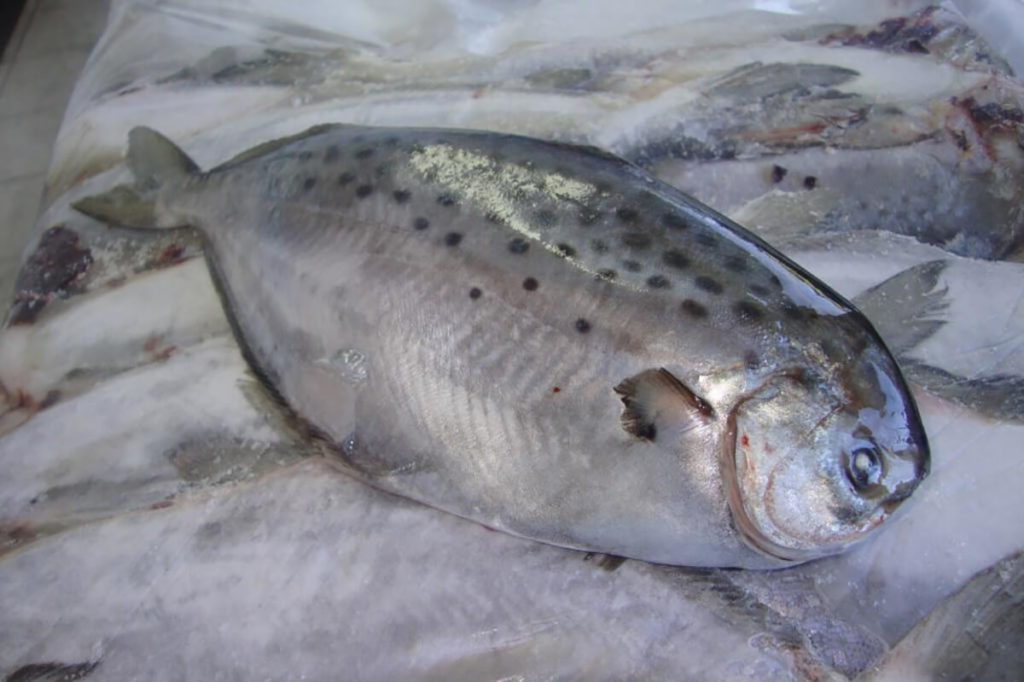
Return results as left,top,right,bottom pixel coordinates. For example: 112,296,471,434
78,125,929,568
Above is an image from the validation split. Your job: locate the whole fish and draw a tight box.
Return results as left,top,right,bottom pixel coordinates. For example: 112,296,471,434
74,125,929,568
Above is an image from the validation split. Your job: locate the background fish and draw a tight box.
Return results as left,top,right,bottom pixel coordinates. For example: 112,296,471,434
74,124,928,568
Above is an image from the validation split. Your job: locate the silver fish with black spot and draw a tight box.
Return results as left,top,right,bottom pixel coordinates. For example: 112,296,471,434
74,124,929,568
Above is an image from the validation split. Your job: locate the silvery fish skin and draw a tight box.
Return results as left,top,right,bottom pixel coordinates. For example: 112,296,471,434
75,125,929,568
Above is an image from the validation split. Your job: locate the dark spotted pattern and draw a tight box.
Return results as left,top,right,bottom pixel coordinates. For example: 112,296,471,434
662,250,689,269
596,268,617,281
681,299,708,318
523,277,539,291
591,239,608,253
771,164,787,183
302,177,316,191
660,213,689,230
695,233,717,248
444,232,463,247
356,184,374,198
338,172,355,186
393,189,411,204
355,148,375,159
469,287,482,299
437,193,458,206
744,350,760,369
623,260,642,272
646,275,670,289
724,256,747,273
750,283,770,296
803,176,818,189
324,146,340,163
615,207,639,223
575,318,592,333
508,238,530,254
556,243,576,258
734,300,763,322
414,217,430,230
298,151,314,161
695,276,723,294
622,233,652,249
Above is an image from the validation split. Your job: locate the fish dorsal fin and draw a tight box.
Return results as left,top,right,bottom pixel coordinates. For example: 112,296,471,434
613,368,714,442
211,123,353,171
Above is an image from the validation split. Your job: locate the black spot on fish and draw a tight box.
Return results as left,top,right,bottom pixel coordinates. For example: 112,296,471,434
596,268,617,281
444,232,463,247
469,287,482,299
437,193,458,207
393,189,411,204
298,151,314,161
803,176,818,190
324,146,340,163
660,213,689,230
536,209,557,227
374,164,391,178
302,177,317,191
355,148,375,159
781,302,804,321
681,299,708,318
662,250,689,269
523,277,539,291
616,207,639,223
338,172,355,186
647,275,670,289
724,255,747,273
622,232,652,249
578,208,601,226
508,238,530,254
695,276,723,294
734,300,762,322
771,164,788,183
575,318,592,333
556,243,576,258
623,260,642,272
744,350,760,369
695,233,717,248
414,217,430,230
356,184,374,198
591,239,608,254
769,274,782,288
750,283,770,296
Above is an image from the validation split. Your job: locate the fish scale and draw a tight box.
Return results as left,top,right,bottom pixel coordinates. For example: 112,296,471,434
74,124,929,569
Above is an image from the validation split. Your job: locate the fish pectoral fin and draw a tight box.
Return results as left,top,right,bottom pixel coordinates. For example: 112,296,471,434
613,368,714,442
853,259,950,356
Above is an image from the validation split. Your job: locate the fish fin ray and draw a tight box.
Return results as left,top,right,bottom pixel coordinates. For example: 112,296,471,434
613,368,714,442
210,123,348,171
127,126,199,190
853,259,950,355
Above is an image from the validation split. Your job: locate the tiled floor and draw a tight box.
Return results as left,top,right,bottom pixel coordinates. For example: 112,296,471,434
0,0,109,305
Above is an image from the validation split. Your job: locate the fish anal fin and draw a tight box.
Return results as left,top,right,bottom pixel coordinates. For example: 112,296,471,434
613,368,714,442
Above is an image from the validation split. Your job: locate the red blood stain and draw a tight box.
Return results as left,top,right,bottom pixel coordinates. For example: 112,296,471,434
143,336,160,352
741,434,750,448
552,387,561,394
153,346,177,361
149,500,174,510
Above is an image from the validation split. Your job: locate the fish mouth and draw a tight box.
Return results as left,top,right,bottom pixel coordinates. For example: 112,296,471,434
719,401,824,564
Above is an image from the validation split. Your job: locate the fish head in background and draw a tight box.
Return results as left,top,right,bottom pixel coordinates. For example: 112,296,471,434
724,314,930,563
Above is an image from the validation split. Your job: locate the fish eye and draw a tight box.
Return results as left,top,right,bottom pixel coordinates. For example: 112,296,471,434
846,446,883,491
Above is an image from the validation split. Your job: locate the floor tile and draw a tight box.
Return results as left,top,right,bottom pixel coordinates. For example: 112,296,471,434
0,172,45,257
0,107,63,182
0,48,89,117
17,0,108,58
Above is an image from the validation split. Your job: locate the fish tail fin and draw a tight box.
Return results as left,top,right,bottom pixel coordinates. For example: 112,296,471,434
72,126,200,229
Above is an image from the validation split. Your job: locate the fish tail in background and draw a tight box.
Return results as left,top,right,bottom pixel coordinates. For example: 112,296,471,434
72,127,200,229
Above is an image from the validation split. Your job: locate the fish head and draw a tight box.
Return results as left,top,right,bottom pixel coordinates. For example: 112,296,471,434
724,342,929,564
